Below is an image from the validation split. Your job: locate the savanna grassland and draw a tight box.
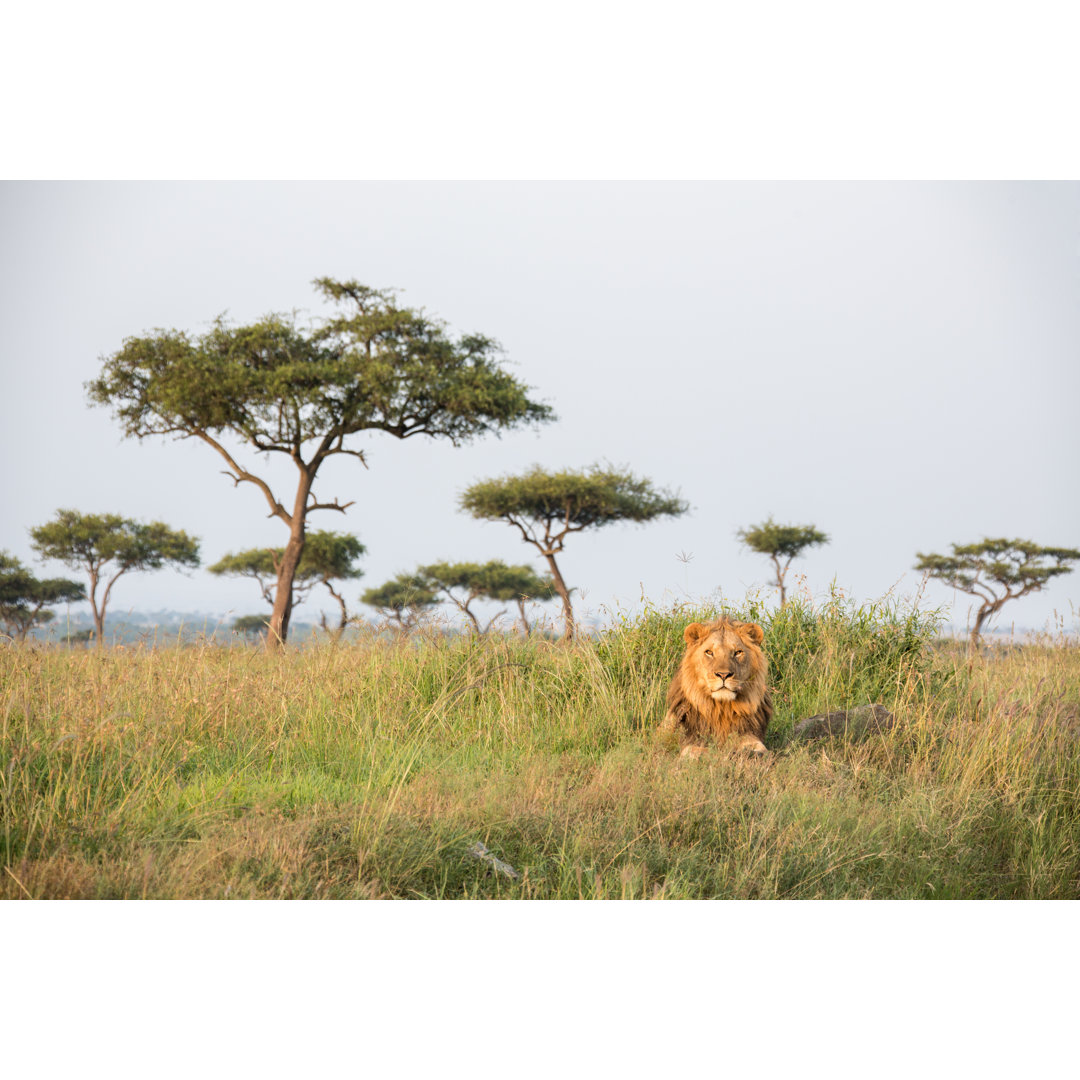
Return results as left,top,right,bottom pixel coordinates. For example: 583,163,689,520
2,597,1079,900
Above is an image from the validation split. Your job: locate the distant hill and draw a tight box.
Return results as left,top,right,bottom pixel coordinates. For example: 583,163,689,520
25,610,317,646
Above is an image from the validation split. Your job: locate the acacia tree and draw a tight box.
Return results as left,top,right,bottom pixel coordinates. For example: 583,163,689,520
29,511,200,642
736,516,829,607
417,559,557,635
479,563,558,635
87,277,553,648
232,614,269,641
361,573,440,633
209,530,366,642
915,538,1080,646
0,551,86,642
460,465,688,640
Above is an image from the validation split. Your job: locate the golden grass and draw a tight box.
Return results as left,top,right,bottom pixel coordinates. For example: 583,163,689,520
2,604,1078,899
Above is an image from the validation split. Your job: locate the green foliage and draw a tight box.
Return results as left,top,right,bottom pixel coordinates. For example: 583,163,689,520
915,538,1079,595
0,551,86,641
915,538,1080,642
416,559,557,632
87,278,553,457
736,516,829,606
232,615,269,640
87,278,551,644
461,464,687,638
596,590,943,736
362,573,441,629
28,510,199,640
209,531,366,606
30,510,200,575
4,609,1078,899
461,464,688,535
737,516,829,560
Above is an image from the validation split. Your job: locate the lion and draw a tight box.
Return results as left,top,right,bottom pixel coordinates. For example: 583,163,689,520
659,618,773,759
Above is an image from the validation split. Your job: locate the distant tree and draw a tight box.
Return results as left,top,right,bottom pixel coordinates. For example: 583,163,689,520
915,538,1080,646
88,278,553,647
418,559,557,635
479,563,559,635
209,530,366,642
460,465,688,640
736,516,829,607
232,614,270,642
361,573,440,634
0,551,86,642
29,511,200,643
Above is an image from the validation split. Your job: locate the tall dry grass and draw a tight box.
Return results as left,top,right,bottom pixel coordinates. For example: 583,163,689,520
2,597,1078,899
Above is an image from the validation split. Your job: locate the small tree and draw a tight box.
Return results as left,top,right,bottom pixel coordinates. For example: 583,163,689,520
0,551,86,642
915,538,1080,646
460,465,688,640
736,516,829,607
417,559,557,635
29,511,200,643
88,278,553,647
361,573,440,634
232,614,270,642
479,562,558,635
209,530,365,642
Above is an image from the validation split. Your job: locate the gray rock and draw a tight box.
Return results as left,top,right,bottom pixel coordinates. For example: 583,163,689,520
792,703,895,741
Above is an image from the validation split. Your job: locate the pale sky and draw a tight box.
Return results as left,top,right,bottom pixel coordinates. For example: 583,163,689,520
2,181,1078,634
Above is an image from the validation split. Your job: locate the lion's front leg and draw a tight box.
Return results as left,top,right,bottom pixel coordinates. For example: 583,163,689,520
679,743,708,760
735,734,768,755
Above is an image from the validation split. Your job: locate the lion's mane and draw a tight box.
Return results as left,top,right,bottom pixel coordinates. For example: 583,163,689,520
662,618,773,750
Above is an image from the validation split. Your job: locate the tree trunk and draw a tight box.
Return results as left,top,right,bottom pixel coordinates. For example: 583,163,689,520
267,469,313,648
543,552,574,641
517,597,530,636
87,567,105,645
771,554,787,608
970,599,1004,649
462,601,483,635
322,581,349,643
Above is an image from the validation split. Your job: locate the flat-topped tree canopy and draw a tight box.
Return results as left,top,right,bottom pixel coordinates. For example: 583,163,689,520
87,277,553,646
210,530,365,642
460,464,688,639
29,510,199,643
461,465,688,541
362,573,440,632
417,559,557,634
736,516,830,607
915,537,1080,645
0,551,86,642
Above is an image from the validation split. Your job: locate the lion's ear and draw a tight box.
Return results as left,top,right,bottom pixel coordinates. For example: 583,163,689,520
739,622,765,645
683,622,707,645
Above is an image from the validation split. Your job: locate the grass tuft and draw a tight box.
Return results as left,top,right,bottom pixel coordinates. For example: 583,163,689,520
2,595,1078,898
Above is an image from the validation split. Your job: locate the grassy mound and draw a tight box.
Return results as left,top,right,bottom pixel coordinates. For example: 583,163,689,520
2,597,1078,898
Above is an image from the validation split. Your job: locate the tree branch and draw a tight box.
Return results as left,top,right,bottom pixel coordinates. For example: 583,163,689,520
307,493,356,514
194,430,291,525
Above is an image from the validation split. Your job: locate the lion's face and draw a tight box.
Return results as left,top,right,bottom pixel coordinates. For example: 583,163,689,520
683,619,766,702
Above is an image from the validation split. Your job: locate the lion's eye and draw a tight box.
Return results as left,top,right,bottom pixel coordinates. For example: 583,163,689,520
704,649,713,658
734,650,744,659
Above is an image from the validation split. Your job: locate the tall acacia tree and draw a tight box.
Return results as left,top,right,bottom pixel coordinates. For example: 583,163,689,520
460,465,688,640
0,551,86,642
87,278,553,647
209,530,366,642
29,510,200,642
915,538,1080,647
736,516,829,607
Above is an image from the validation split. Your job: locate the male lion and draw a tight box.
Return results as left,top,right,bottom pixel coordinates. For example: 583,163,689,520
660,618,773,758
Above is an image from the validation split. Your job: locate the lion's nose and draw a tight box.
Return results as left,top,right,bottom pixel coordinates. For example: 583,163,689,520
716,671,733,680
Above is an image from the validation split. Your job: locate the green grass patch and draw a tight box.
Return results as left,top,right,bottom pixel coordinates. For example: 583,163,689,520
2,597,1079,898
